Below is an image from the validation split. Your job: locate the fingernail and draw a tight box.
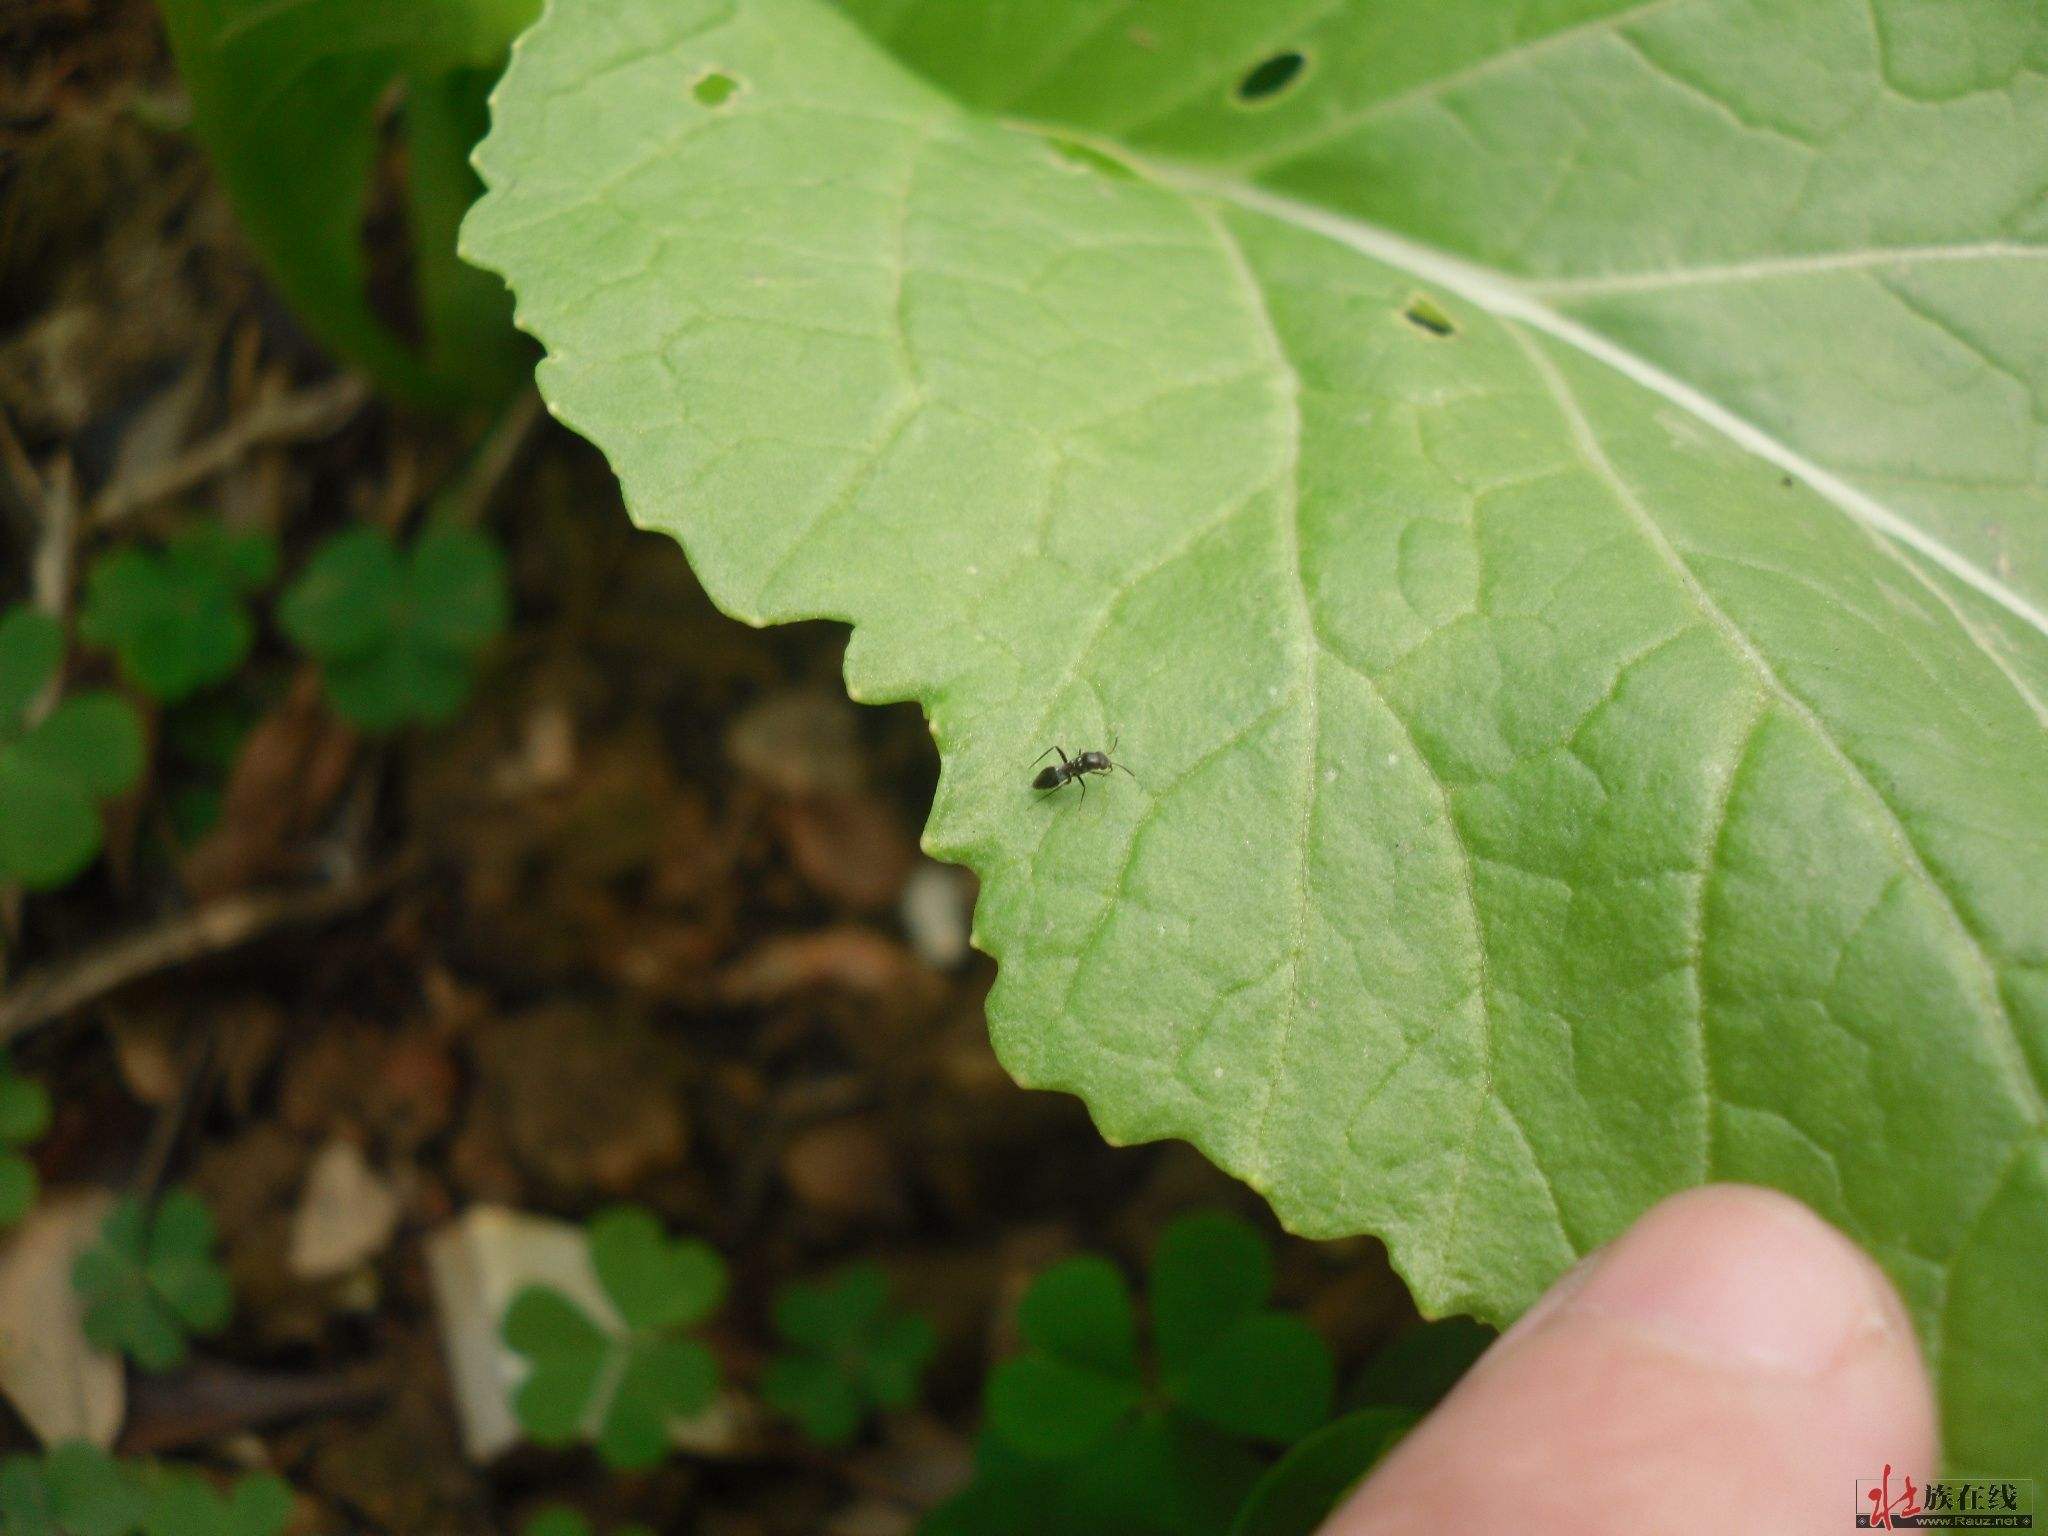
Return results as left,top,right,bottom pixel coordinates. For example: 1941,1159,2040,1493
1554,1188,1899,1376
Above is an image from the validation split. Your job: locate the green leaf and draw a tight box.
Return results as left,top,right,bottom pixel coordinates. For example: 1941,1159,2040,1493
72,1191,232,1373
0,687,144,889
587,1206,725,1332
468,0,2048,1484
1149,1214,1272,1377
278,529,403,661
987,1356,1140,1461
0,1057,52,1146
154,0,537,404
1016,1257,1138,1379
599,1337,716,1469
865,1311,939,1408
502,1211,726,1468
0,752,100,889
1343,1317,1494,1414
141,1471,291,1536
407,522,510,652
771,1262,889,1352
0,1156,35,1228
1169,1314,1332,1446
0,1058,47,1225
281,525,508,731
764,1265,936,1443
0,607,61,727
19,696,146,798
504,1286,611,1443
762,1354,865,1446
144,1192,233,1335
1228,1408,1416,1536
0,1456,55,1536
79,529,273,704
47,1445,144,1536
521,1510,592,1536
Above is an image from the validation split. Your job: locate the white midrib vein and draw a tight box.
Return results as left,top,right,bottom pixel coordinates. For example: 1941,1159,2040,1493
1047,145,2048,651
1509,328,2048,1125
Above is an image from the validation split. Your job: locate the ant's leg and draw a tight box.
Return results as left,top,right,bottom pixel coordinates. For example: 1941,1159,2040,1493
1077,774,1087,804
1030,747,1058,768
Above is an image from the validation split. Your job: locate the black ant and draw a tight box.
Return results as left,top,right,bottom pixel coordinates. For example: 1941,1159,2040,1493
1030,736,1136,803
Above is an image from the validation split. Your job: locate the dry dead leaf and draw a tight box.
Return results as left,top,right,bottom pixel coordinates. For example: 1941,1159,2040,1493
0,1188,122,1447
289,1139,402,1281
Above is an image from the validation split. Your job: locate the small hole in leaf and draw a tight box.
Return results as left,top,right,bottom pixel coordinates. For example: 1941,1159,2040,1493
694,71,739,107
1402,295,1456,338
1235,50,1308,104
1047,136,1136,180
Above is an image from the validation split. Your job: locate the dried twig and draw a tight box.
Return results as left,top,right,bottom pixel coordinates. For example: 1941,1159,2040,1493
90,373,370,526
120,1360,390,1456
130,1025,217,1205
446,386,544,529
0,870,397,1044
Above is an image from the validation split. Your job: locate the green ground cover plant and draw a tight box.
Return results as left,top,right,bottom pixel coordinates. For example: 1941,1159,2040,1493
464,0,2048,1484
0,1053,50,1228
0,1443,289,1536
0,608,145,890
72,1190,234,1373
501,1206,726,1469
761,1262,937,1445
79,524,278,705
930,1213,1419,1535
278,520,509,731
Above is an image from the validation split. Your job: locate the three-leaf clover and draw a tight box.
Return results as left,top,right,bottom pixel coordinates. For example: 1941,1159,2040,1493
72,1190,233,1371
137,1470,291,1536
502,1206,726,1469
79,525,278,704
762,1262,937,1445
0,606,145,889
0,1443,147,1536
522,1508,654,1536
278,521,508,731
936,1214,1335,1536
0,1053,51,1228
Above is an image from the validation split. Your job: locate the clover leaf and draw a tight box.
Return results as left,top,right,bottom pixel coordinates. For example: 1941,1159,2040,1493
137,1470,290,1536
0,1053,51,1228
0,606,145,890
522,1508,655,1536
501,1206,725,1469
939,1213,1334,1536
1226,1409,1414,1536
79,525,278,704
72,1190,233,1372
1343,1317,1494,1415
0,1443,147,1536
762,1262,937,1445
278,521,507,731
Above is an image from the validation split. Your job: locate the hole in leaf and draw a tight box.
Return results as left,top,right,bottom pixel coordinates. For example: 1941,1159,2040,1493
1235,50,1308,104
1047,136,1137,180
693,71,739,107
1402,295,1456,338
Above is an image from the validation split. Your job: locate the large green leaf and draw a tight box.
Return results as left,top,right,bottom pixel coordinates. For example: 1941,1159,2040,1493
157,0,540,404
464,0,2048,1481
